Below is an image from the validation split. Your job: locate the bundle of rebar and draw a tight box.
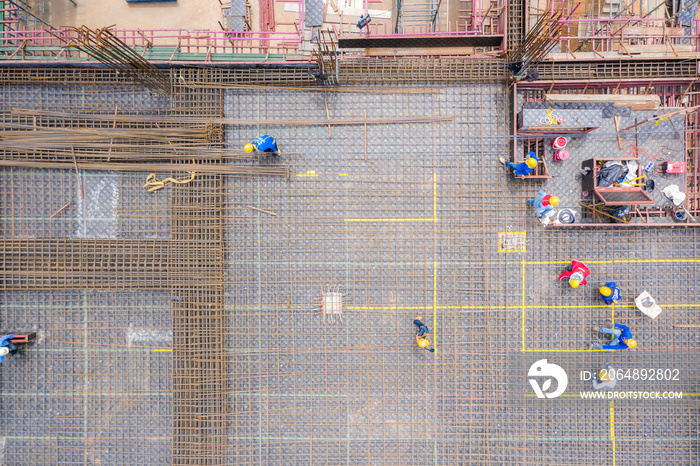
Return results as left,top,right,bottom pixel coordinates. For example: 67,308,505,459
48,26,171,95
0,123,229,161
311,29,339,85
0,159,290,178
0,109,293,178
507,8,564,78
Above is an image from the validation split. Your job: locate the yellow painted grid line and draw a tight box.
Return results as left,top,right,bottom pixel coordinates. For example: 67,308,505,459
525,393,700,397
345,174,438,222
524,259,700,265
344,218,436,222
612,303,615,326
498,232,527,253
521,258,700,352
610,401,617,466
521,261,526,352
522,349,607,353
347,303,700,310
433,173,437,219
524,260,612,265
433,261,438,351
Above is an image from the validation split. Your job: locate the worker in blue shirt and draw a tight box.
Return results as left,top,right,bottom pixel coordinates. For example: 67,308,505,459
593,324,637,351
499,151,538,175
244,135,279,155
528,189,560,218
413,317,435,353
599,282,621,305
0,334,17,363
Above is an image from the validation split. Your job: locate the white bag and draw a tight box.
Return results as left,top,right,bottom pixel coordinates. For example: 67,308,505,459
635,290,662,319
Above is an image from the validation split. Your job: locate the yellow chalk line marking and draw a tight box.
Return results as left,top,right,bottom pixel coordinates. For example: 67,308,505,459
345,174,438,222
433,173,437,219
347,303,699,310
524,259,700,265
154,349,172,352
522,259,700,352
525,393,700,397
498,231,527,253
433,261,437,351
522,261,526,352
296,170,319,177
612,302,615,326
610,401,617,466
524,260,611,265
345,218,437,222
522,349,606,353
338,173,349,176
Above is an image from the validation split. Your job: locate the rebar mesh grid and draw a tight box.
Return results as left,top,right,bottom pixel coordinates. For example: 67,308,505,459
222,82,698,464
535,58,700,82
337,58,508,84
0,74,698,466
0,290,173,464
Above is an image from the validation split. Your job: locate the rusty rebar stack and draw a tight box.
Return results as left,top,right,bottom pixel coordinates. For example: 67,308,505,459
48,26,171,95
506,8,564,80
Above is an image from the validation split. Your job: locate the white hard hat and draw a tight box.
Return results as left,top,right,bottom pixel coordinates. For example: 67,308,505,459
0,347,9,356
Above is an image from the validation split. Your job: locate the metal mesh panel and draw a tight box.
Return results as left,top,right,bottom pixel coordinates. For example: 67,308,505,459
0,67,698,466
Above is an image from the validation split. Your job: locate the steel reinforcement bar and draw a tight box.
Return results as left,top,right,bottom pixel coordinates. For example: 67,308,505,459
0,58,696,89
171,175,226,465
0,238,222,290
338,58,508,84
535,59,700,82
168,78,227,464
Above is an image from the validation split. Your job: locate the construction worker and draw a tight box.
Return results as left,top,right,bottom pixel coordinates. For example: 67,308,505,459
499,151,538,176
0,334,17,363
593,323,637,351
528,189,560,218
244,135,279,155
413,317,435,353
599,282,621,305
558,260,590,288
592,363,617,390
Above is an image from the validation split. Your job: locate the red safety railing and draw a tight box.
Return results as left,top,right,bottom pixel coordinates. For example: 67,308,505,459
552,16,700,56
0,27,305,58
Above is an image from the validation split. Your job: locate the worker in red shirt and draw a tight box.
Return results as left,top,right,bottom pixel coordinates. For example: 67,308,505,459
558,260,590,288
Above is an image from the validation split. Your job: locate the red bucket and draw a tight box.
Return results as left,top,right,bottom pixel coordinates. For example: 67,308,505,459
551,137,568,149
553,149,569,161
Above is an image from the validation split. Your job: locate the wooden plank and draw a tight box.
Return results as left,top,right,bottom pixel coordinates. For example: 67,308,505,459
545,93,660,106
547,50,700,60
365,46,476,56
621,101,660,111
621,26,685,36
626,44,695,54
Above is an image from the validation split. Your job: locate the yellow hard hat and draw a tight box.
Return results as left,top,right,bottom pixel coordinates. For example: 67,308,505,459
598,370,610,381
625,338,638,348
600,286,612,297
418,338,429,348
549,196,560,206
244,143,255,153
526,158,538,169
569,279,580,288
